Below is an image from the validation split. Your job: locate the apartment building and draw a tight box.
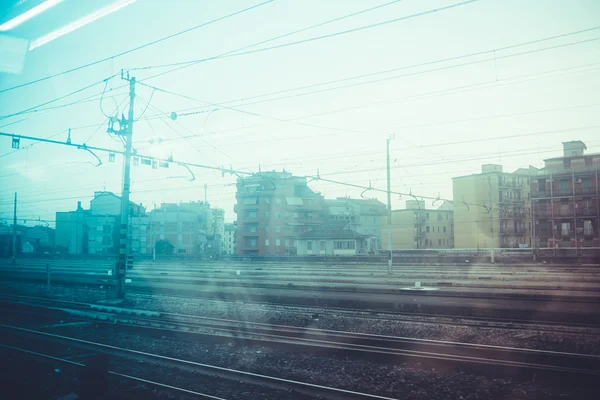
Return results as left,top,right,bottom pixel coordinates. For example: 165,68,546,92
55,193,147,255
223,222,237,255
530,141,599,254
381,200,454,249
147,201,223,256
234,170,325,256
453,164,531,249
325,197,386,251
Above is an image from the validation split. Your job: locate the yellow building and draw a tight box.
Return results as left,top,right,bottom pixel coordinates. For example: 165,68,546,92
453,164,531,249
381,200,454,249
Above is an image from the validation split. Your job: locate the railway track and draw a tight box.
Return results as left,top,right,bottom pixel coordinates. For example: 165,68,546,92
1,295,599,379
0,323,398,400
2,291,600,335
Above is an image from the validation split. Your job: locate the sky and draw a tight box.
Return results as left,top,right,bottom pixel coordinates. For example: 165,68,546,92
0,0,599,225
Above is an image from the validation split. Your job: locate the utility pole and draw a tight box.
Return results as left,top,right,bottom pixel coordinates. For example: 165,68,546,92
386,137,393,274
204,183,208,203
12,192,17,264
108,71,136,299
487,176,495,264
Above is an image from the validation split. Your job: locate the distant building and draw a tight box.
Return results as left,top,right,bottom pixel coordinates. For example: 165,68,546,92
55,202,89,255
21,225,55,253
453,164,531,249
381,200,454,249
296,227,372,256
147,201,223,256
324,197,386,252
223,222,237,255
55,192,147,255
234,170,325,256
530,141,599,254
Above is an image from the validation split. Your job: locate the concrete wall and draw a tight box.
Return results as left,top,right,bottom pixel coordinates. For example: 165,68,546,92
453,174,498,249
381,211,415,249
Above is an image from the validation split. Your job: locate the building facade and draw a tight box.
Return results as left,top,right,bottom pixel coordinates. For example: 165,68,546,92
223,222,237,255
324,197,386,252
381,200,454,249
296,227,371,256
234,171,325,256
56,192,148,256
453,164,531,249
147,201,222,256
530,141,599,255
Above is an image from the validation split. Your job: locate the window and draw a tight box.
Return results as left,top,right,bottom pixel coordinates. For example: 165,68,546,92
275,198,281,205
276,239,281,246
438,239,442,246
265,211,269,218
249,238,256,246
443,226,447,233
437,214,442,220
248,225,257,233
276,225,281,233
437,226,440,232
265,198,271,204
426,226,430,233
276,212,281,219
307,241,313,250
247,210,257,218
285,239,290,247
426,213,430,220
265,239,270,246
320,240,326,251
334,241,356,249
265,225,269,232
243,197,258,205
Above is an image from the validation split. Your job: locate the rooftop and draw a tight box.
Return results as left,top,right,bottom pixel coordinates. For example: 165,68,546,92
298,227,369,240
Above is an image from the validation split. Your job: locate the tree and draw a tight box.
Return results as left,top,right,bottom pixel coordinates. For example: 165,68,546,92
155,239,174,255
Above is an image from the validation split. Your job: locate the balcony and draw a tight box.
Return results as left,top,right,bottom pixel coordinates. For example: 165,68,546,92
500,228,526,236
531,190,549,198
414,230,426,238
577,208,598,217
575,187,597,195
554,188,573,197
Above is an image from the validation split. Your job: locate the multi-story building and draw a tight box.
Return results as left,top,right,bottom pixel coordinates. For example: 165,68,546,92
453,164,531,249
56,192,147,255
324,197,387,251
147,201,222,256
530,141,599,255
381,200,454,249
55,201,89,254
234,170,325,256
223,222,237,255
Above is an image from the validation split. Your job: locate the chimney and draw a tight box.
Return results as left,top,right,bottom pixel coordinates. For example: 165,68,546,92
77,201,82,211
562,141,586,157
482,164,503,173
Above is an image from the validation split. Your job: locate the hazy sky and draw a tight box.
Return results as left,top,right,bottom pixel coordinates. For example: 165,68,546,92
1,0,599,224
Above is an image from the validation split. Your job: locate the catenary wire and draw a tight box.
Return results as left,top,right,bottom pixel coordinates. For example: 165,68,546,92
0,0,276,94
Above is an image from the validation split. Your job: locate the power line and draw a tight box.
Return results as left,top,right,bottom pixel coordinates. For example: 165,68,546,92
0,0,407,125
134,0,480,73
0,75,117,121
143,62,600,148
0,0,276,94
155,30,600,116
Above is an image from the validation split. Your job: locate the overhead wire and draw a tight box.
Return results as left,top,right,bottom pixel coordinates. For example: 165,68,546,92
152,30,600,116
0,0,277,94
134,0,480,74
